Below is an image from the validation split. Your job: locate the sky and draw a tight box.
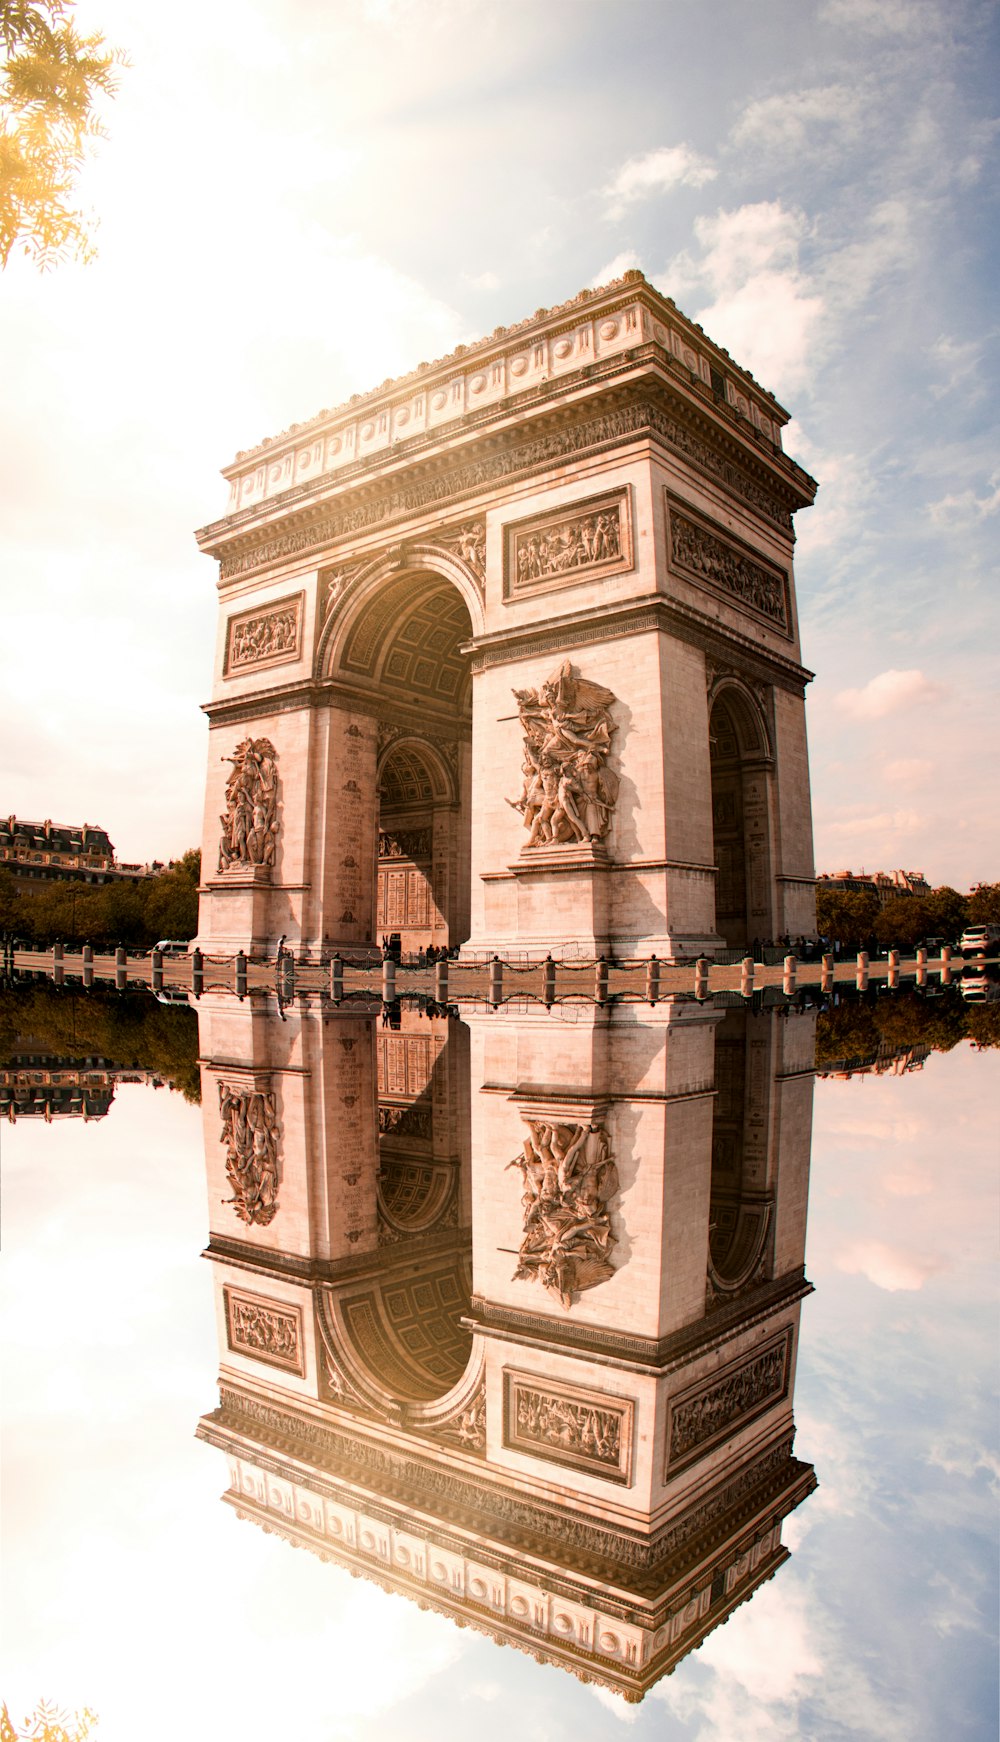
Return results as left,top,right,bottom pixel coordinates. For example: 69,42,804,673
2,1036,997,1741
1,0,998,884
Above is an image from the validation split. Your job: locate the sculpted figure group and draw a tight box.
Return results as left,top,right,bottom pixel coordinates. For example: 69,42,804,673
507,1116,619,1308
218,737,278,871
219,1083,280,1227
508,661,619,848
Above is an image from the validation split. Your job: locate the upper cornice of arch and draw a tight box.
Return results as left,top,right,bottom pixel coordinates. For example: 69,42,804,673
196,274,817,565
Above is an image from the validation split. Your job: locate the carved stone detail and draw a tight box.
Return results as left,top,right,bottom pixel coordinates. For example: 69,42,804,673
377,720,461,778
379,827,432,860
224,1286,303,1374
505,491,630,598
669,501,789,631
665,1330,792,1475
433,519,486,595
504,1371,634,1484
225,595,303,674
219,1081,280,1226
215,1383,798,1569
436,1384,487,1453
507,1116,619,1307
217,737,278,872
378,1103,432,1139
217,398,792,581
320,562,366,626
508,661,618,849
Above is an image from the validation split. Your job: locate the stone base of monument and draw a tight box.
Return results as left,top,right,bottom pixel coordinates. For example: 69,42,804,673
197,866,274,958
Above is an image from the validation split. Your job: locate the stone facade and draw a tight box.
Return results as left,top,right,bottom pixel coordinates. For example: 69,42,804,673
195,270,817,960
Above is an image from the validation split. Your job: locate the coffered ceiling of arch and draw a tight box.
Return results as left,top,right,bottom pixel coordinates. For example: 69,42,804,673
379,745,435,806
336,1259,473,1401
340,574,472,711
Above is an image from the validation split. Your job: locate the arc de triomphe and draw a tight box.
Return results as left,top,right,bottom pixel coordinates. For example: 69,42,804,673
195,269,817,960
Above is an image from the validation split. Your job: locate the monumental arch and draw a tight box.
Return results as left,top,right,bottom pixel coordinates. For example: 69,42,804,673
195,270,818,960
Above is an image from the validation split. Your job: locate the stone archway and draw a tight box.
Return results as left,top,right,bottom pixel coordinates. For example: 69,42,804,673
319,564,475,953
709,682,775,951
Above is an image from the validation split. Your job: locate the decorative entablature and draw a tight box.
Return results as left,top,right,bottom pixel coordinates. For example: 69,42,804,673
195,273,817,584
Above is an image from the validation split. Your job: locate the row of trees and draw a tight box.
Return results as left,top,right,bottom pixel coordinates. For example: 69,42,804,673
0,980,200,1099
0,849,200,948
815,882,1000,952
815,983,1000,1061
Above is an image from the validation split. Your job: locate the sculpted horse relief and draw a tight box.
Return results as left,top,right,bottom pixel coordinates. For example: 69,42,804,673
508,661,619,849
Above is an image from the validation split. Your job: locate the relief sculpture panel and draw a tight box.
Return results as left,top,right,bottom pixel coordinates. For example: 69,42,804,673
224,1286,304,1374
217,737,278,872
504,489,631,599
219,1081,281,1226
503,1371,634,1484
224,594,303,674
667,497,790,632
508,661,618,849
665,1330,792,1476
507,1115,619,1307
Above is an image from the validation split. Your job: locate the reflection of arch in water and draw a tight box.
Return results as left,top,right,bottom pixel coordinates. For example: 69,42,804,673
317,1256,473,1408
708,679,774,951
708,1008,775,1301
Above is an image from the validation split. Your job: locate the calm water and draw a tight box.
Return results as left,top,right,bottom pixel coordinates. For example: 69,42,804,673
1,983,997,1742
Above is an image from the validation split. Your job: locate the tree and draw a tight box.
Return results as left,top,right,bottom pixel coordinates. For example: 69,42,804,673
1,0,123,269
967,882,1000,924
815,886,879,950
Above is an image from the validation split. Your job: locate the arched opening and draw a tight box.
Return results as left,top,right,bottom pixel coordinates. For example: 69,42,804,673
325,568,474,954
708,1009,773,1301
709,686,774,952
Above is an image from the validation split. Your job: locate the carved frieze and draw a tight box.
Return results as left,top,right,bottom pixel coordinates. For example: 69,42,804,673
224,594,303,675
217,737,278,872
224,1286,304,1374
219,1081,280,1226
378,827,432,860
665,1330,792,1476
503,490,632,599
378,1103,433,1140
508,661,618,850
216,398,793,582
667,497,790,632
503,1371,634,1485
507,1115,619,1307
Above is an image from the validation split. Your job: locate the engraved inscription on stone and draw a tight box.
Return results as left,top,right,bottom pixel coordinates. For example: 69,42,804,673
508,661,619,849
224,1286,304,1374
667,497,789,631
225,593,303,674
665,1330,792,1475
504,1371,634,1485
504,490,631,598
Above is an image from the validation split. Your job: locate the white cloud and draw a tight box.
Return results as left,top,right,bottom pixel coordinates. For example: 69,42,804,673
732,84,863,152
836,1238,943,1292
657,202,824,397
590,250,643,287
461,270,500,291
820,0,930,35
927,474,1000,527
835,669,944,719
604,143,716,218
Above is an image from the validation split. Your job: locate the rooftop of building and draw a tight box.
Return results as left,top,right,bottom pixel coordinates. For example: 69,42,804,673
0,816,114,855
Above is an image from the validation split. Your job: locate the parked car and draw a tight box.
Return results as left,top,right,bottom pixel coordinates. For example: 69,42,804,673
960,924,1000,957
154,939,190,956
